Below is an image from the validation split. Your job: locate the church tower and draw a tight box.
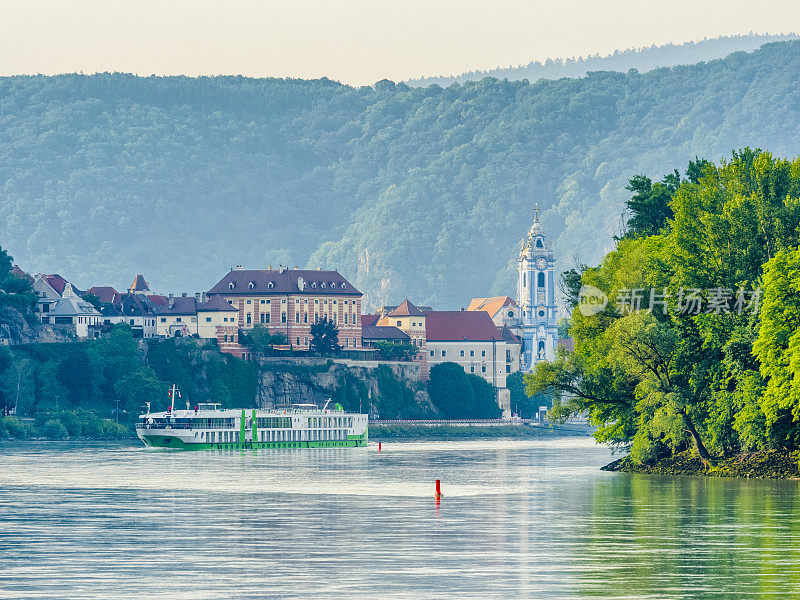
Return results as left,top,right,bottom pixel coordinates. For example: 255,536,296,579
517,205,558,371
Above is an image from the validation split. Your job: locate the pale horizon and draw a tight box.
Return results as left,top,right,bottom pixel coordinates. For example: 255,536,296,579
2,0,800,86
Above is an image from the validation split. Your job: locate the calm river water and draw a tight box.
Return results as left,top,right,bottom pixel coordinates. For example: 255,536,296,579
1,438,799,599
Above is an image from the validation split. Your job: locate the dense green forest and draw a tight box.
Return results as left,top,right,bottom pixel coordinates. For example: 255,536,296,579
408,34,797,87
4,41,800,309
527,149,800,465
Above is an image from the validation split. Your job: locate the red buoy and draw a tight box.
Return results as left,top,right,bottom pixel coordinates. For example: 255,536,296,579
435,479,442,498
378,442,382,452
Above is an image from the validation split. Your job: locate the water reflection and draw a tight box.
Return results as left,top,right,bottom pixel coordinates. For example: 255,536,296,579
0,440,798,599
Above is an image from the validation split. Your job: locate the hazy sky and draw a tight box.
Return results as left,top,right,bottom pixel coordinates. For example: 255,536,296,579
2,0,799,85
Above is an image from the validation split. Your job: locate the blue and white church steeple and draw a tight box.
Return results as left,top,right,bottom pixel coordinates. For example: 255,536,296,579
517,204,558,371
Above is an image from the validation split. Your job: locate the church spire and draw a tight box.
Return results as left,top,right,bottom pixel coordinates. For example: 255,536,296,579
534,202,539,224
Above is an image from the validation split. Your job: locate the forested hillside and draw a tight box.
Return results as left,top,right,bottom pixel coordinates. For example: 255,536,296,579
3,40,800,309
407,33,797,87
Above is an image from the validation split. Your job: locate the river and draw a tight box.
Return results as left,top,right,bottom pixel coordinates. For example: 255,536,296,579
1,438,799,599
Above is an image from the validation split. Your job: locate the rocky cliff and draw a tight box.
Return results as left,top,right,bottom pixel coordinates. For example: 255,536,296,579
255,358,434,418
0,306,76,345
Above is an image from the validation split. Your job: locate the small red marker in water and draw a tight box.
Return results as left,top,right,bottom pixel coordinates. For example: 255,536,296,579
435,479,442,498
378,442,381,452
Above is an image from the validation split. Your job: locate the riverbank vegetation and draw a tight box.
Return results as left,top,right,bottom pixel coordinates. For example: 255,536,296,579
528,149,800,477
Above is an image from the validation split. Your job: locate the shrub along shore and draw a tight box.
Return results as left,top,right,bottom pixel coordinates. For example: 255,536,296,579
603,450,800,479
0,411,133,440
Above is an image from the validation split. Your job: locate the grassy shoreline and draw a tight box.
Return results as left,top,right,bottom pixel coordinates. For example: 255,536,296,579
603,450,800,479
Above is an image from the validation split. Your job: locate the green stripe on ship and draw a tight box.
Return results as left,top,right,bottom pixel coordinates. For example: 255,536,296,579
139,434,368,451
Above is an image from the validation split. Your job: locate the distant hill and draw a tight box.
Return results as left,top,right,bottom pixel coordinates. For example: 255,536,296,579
406,34,799,87
2,41,800,309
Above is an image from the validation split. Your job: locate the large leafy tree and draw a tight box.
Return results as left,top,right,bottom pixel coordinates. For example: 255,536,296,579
310,317,341,355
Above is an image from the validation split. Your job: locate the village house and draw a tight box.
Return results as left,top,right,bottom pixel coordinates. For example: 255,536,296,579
205,265,363,351
31,274,101,338
99,293,159,339
424,310,520,389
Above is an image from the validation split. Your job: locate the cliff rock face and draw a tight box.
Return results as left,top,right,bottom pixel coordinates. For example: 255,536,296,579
255,357,432,417
0,306,75,345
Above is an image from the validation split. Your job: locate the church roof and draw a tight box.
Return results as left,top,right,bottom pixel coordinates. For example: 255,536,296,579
129,274,150,292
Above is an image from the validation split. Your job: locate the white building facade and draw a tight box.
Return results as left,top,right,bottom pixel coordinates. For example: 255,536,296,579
517,209,559,371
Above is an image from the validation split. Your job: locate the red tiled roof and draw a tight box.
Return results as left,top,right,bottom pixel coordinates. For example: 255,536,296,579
207,269,361,296
43,274,68,295
154,296,197,316
361,314,379,327
198,295,238,312
500,325,522,344
87,286,120,305
388,299,424,317
362,325,410,341
147,295,168,306
10,265,32,282
425,311,506,342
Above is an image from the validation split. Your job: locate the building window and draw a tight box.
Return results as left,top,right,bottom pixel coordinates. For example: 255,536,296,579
344,314,348,324
460,350,464,357
247,313,252,324
481,350,486,357
441,350,446,357
470,350,474,357
281,313,287,323
352,338,356,348
429,350,434,357
304,337,308,345
304,313,308,324
161,317,166,323
295,313,300,323
538,272,545,287
176,317,182,323
397,320,401,326
470,366,475,373
206,317,211,323
481,365,486,373
296,337,300,345
246,300,251,304
261,299,266,304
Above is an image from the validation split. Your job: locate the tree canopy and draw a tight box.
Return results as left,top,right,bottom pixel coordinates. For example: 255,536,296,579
528,149,800,464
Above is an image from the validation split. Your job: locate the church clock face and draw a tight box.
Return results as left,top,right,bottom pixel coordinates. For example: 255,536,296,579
536,257,547,270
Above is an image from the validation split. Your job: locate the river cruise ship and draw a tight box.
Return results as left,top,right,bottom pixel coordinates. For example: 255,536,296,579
136,389,368,450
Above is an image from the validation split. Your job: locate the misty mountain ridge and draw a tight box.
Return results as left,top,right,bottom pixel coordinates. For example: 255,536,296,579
2,41,800,309
406,33,799,87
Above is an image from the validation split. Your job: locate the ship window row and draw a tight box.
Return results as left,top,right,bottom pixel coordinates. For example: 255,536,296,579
308,417,352,428
193,429,350,443
256,417,292,428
